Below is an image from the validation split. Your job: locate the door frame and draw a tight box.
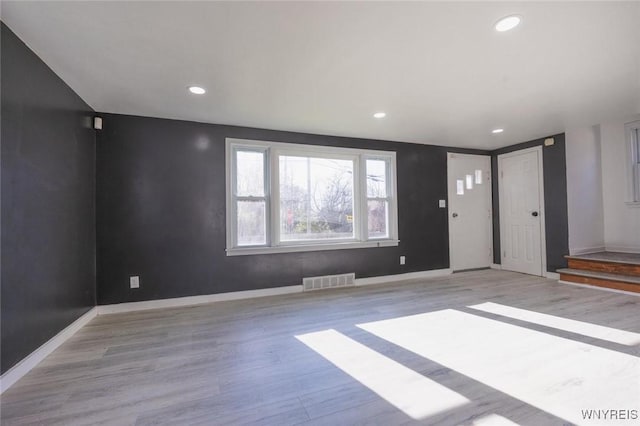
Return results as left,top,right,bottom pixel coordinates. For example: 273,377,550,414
497,146,547,276
447,152,493,271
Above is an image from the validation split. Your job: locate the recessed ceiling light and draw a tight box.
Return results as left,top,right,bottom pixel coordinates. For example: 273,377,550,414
495,15,521,32
492,128,504,134
188,86,206,95
373,112,386,119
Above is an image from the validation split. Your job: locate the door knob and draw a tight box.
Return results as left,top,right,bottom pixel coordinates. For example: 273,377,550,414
452,213,458,218
531,211,539,217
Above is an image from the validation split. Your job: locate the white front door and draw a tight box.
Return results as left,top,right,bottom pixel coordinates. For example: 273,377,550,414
447,153,492,271
498,147,544,276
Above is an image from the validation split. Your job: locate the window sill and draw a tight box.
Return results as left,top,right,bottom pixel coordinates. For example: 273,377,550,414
226,240,400,256
625,201,640,208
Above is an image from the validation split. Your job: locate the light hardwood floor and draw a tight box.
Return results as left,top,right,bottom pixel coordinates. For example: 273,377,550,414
2,270,639,425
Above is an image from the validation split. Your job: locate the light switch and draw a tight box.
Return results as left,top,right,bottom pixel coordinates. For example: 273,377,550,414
130,276,140,289
439,199,446,208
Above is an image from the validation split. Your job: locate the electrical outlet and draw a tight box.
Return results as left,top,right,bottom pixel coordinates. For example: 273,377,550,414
400,256,406,265
130,276,140,289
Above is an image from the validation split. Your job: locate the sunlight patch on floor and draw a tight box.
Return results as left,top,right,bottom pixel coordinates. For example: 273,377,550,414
468,302,640,346
358,309,640,426
295,329,470,420
472,413,520,425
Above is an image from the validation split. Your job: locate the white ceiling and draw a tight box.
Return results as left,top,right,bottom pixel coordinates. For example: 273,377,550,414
2,1,639,149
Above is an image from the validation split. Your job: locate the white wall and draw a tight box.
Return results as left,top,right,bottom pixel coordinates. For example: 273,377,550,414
565,126,605,254
599,114,640,253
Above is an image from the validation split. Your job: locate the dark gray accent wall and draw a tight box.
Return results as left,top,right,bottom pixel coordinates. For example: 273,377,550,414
490,134,569,272
1,23,96,373
96,113,487,304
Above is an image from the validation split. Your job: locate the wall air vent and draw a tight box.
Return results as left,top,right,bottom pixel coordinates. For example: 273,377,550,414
303,273,356,292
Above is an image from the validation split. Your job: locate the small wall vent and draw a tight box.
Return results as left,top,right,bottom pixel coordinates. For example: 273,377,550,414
303,273,355,292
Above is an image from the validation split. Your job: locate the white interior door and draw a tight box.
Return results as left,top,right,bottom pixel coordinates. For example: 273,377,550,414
447,153,492,271
498,147,544,276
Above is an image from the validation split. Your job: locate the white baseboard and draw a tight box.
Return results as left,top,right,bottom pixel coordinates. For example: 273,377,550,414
0,267,455,393
355,268,452,286
101,269,456,313
490,263,502,270
97,285,303,315
545,272,560,280
604,245,640,254
558,280,640,297
0,307,97,394
569,246,606,255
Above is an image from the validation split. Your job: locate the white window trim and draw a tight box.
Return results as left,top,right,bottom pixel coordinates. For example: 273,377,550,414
228,145,271,248
361,155,397,241
225,138,399,256
625,120,640,207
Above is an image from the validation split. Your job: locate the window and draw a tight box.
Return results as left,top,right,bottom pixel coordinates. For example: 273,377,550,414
234,149,268,246
226,139,398,255
365,158,392,239
279,155,354,242
634,127,640,201
626,121,640,205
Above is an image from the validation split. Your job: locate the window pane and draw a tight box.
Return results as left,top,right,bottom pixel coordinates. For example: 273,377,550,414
368,200,388,238
635,129,640,164
236,150,264,197
466,174,473,190
635,129,640,201
456,179,464,195
475,169,483,184
279,156,354,241
237,200,266,246
366,159,387,198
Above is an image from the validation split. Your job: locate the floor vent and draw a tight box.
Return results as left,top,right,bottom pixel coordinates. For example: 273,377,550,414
303,273,356,292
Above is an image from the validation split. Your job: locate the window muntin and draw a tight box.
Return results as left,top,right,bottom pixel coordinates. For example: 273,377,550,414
227,139,398,254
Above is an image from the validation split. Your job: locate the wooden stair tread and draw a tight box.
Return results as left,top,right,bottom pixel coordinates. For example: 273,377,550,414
564,252,640,266
557,268,640,285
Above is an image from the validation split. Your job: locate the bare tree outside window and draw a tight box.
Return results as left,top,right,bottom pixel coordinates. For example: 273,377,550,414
280,156,354,241
227,139,397,254
366,159,389,238
235,150,267,245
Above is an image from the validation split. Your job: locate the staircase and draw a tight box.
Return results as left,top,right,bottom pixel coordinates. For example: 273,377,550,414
558,252,640,294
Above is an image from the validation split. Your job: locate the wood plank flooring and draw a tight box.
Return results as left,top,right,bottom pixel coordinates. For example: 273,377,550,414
2,270,639,425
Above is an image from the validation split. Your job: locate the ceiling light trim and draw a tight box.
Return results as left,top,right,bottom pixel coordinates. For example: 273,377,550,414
495,15,522,32
188,86,206,95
